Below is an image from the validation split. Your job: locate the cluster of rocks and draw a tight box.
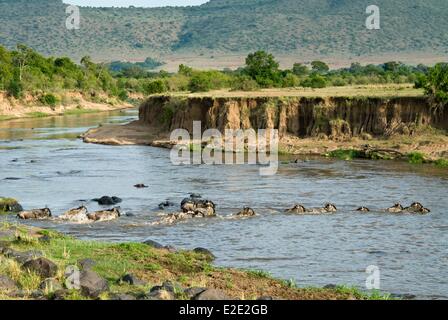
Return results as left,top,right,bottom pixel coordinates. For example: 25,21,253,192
0,241,236,301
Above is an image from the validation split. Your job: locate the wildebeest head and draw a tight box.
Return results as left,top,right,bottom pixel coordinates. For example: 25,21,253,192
324,203,337,212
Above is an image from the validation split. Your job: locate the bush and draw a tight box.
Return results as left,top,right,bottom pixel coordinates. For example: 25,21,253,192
118,89,128,101
231,75,259,91
39,93,58,106
142,79,168,95
407,152,425,164
301,74,327,88
6,79,23,98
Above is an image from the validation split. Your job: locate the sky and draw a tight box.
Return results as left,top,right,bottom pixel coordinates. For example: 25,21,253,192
63,0,209,7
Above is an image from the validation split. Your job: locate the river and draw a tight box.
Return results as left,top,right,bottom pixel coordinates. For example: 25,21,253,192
0,109,447,299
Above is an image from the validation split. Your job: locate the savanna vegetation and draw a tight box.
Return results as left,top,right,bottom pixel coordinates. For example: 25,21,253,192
1,45,447,107
0,0,447,61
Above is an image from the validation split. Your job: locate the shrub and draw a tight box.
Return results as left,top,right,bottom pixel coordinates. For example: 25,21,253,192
407,152,425,164
39,93,58,106
6,79,23,98
142,79,168,95
231,75,259,91
118,89,128,101
301,74,327,88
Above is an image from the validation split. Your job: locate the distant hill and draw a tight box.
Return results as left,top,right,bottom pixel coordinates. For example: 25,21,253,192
0,0,447,67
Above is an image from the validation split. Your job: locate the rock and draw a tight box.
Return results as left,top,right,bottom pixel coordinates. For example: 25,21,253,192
158,201,175,210
192,288,230,300
0,241,10,254
111,293,137,300
119,274,146,286
38,235,52,243
39,278,62,293
134,184,148,189
79,269,109,298
0,275,19,292
22,257,58,278
78,258,96,270
93,196,122,206
190,193,202,199
0,197,23,213
52,289,70,300
324,284,337,289
257,296,274,300
142,239,165,249
357,207,370,212
193,247,216,260
147,289,175,300
159,281,183,293
184,287,206,299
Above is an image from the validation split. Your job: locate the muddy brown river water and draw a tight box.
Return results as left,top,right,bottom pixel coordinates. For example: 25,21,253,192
0,109,447,299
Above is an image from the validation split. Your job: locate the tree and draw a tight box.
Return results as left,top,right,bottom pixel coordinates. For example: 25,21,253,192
423,63,448,106
0,46,12,89
12,44,34,81
244,51,280,86
178,64,193,77
311,60,329,74
292,63,309,76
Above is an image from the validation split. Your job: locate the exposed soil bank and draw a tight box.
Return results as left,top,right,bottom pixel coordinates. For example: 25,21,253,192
0,91,135,121
83,94,448,160
0,223,381,300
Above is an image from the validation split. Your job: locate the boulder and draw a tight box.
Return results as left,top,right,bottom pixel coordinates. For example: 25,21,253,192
119,274,146,286
93,196,122,206
147,289,175,300
150,281,183,294
0,275,19,292
111,293,137,300
22,257,58,278
184,287,207,299
192,288,230,300
0,197,23,213
78,258,96,270
39,278,63,293
79,269,109,298
193,247,216,260
142,239,165,249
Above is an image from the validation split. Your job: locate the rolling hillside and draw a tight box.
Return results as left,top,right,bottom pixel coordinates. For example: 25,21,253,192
0,0,447,68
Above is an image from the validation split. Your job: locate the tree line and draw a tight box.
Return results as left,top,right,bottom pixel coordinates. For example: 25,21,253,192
1,46,447,106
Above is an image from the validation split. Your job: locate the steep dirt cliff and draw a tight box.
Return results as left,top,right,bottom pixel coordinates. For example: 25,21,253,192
139,96,448,140
83,95,448,160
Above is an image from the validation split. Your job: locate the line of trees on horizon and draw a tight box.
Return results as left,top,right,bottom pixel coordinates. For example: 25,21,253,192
1,45,447,106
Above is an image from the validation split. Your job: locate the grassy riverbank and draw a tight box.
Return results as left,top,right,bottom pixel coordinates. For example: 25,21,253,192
0,222,391,300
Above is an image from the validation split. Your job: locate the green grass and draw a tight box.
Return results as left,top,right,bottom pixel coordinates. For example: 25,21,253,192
25,112,49,118
326,149,364,161
0,223,396,300
407,152,426,164
434,159,448,168
332,285,393,300
0,115,16,121
0,198,20,215
63,108,101,116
